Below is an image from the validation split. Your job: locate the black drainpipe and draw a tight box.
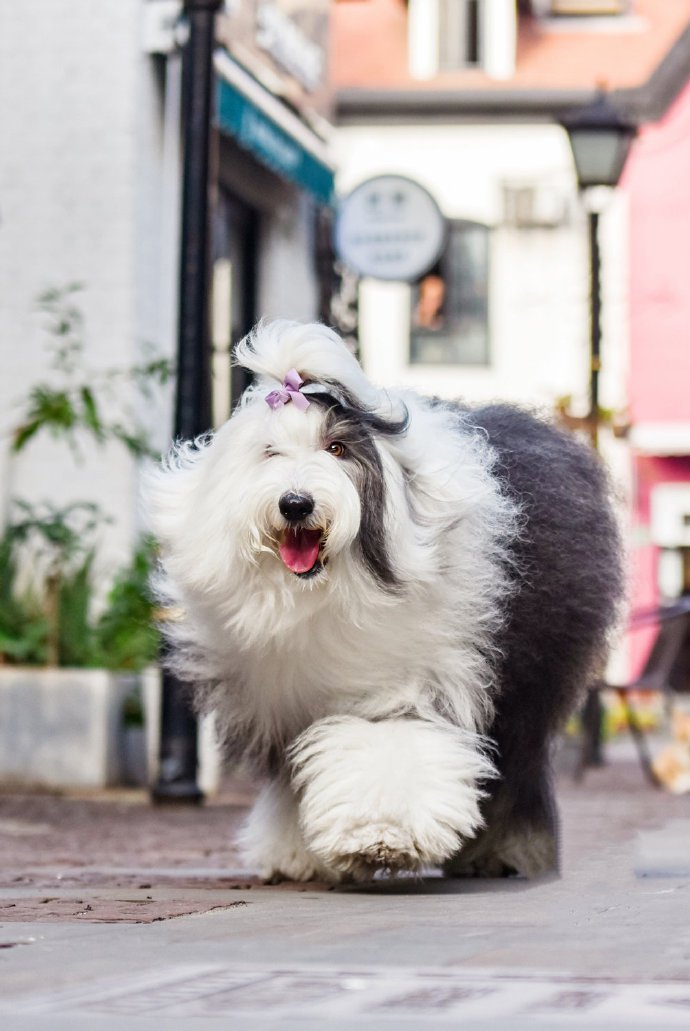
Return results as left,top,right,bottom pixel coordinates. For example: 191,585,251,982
152,0,222,804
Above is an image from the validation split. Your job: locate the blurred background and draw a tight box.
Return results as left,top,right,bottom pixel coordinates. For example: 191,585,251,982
2,0,690,796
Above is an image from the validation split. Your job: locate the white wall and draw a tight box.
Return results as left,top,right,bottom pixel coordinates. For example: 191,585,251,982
0,0,170,574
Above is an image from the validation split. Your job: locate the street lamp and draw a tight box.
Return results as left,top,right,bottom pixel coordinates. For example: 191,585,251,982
561,91,637,191
560,92,636,770
560,91,637,448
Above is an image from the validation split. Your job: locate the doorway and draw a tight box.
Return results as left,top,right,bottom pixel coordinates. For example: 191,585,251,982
211,189,258,426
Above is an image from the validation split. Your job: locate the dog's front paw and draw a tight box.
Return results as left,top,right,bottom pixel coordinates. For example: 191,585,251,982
290,716,494,881
305,815,448,881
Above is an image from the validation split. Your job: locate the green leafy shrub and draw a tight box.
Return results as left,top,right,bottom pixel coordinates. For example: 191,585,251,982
0,502,159,670
0,287,171,671
0,534,49,665
93,538,160,671
13,285,172,460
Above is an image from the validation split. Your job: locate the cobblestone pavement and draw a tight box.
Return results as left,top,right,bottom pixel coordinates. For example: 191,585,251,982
0,741,689,1028
0,772,265,924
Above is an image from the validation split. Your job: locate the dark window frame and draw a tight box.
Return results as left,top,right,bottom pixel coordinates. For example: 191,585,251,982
409,218,491,368
438,0,482,72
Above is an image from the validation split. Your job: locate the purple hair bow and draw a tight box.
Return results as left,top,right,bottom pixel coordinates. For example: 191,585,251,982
265,369,310,412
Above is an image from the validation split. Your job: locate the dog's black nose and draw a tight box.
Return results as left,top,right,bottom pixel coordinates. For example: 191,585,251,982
279,492,315,523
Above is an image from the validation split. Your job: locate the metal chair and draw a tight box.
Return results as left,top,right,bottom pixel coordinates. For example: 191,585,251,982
578,597,690,786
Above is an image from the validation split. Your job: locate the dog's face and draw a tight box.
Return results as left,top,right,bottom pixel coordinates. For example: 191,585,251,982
216,384,406,590
146,324,413,619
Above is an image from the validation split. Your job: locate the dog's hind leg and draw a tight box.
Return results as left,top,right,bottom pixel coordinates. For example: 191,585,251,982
444,756,559,879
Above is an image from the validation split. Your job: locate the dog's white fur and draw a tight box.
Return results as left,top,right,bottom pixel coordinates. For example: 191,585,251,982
145,321,519,881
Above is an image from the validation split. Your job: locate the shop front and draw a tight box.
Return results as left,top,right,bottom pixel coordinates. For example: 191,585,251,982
210,2,334,420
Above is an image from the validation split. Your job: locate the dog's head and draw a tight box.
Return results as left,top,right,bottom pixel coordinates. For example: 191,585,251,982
145,322,409,612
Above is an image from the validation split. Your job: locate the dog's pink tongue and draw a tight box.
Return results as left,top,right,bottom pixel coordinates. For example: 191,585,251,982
279,529,322,574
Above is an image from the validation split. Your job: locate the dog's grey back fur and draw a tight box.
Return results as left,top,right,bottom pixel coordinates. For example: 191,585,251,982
447,403,623,876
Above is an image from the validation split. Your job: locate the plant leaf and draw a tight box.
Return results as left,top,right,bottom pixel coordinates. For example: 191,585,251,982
79,386,105,441
12,419,42,452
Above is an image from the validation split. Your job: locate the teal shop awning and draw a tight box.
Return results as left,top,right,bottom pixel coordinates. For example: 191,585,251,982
214,51,334,207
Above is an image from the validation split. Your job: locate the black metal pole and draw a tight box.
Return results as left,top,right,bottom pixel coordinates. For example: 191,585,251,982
175,0,219,440
152,0,221,804
588,208,601,450
582,206,604,768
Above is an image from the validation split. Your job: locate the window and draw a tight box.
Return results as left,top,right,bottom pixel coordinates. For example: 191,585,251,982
409,0,510,80
438,0,482,71
410,220,490,366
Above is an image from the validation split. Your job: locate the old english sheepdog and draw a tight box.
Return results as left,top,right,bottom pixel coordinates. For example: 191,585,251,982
145,320,623,883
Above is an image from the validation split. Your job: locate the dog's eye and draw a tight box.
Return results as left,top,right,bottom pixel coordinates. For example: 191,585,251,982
264,447,280,459
327,441,346,458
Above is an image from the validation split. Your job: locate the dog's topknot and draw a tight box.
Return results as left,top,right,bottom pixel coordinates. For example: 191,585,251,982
234,320,381,410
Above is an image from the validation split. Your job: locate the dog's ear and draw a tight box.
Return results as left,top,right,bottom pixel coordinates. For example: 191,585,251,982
305,380,410,439
142,434,245,593
141,438,213,554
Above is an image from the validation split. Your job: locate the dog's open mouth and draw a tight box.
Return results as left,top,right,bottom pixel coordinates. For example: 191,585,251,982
278,528,325,577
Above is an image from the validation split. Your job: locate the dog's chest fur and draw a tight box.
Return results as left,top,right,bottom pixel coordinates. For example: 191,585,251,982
228,580,492,753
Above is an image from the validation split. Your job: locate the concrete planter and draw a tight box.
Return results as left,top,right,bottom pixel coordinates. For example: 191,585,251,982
0,667,151,789
0,666,222,792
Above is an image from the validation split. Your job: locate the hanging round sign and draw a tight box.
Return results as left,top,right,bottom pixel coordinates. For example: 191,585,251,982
334,174,446,282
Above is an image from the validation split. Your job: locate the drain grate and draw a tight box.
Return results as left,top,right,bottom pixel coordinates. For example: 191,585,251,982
5,966,690,1023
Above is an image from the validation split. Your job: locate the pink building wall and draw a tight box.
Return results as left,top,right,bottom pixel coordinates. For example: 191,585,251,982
622,80,690,676
626,79,690,423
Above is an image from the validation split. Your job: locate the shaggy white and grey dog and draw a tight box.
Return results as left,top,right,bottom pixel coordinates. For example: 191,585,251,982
146,321,622,883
